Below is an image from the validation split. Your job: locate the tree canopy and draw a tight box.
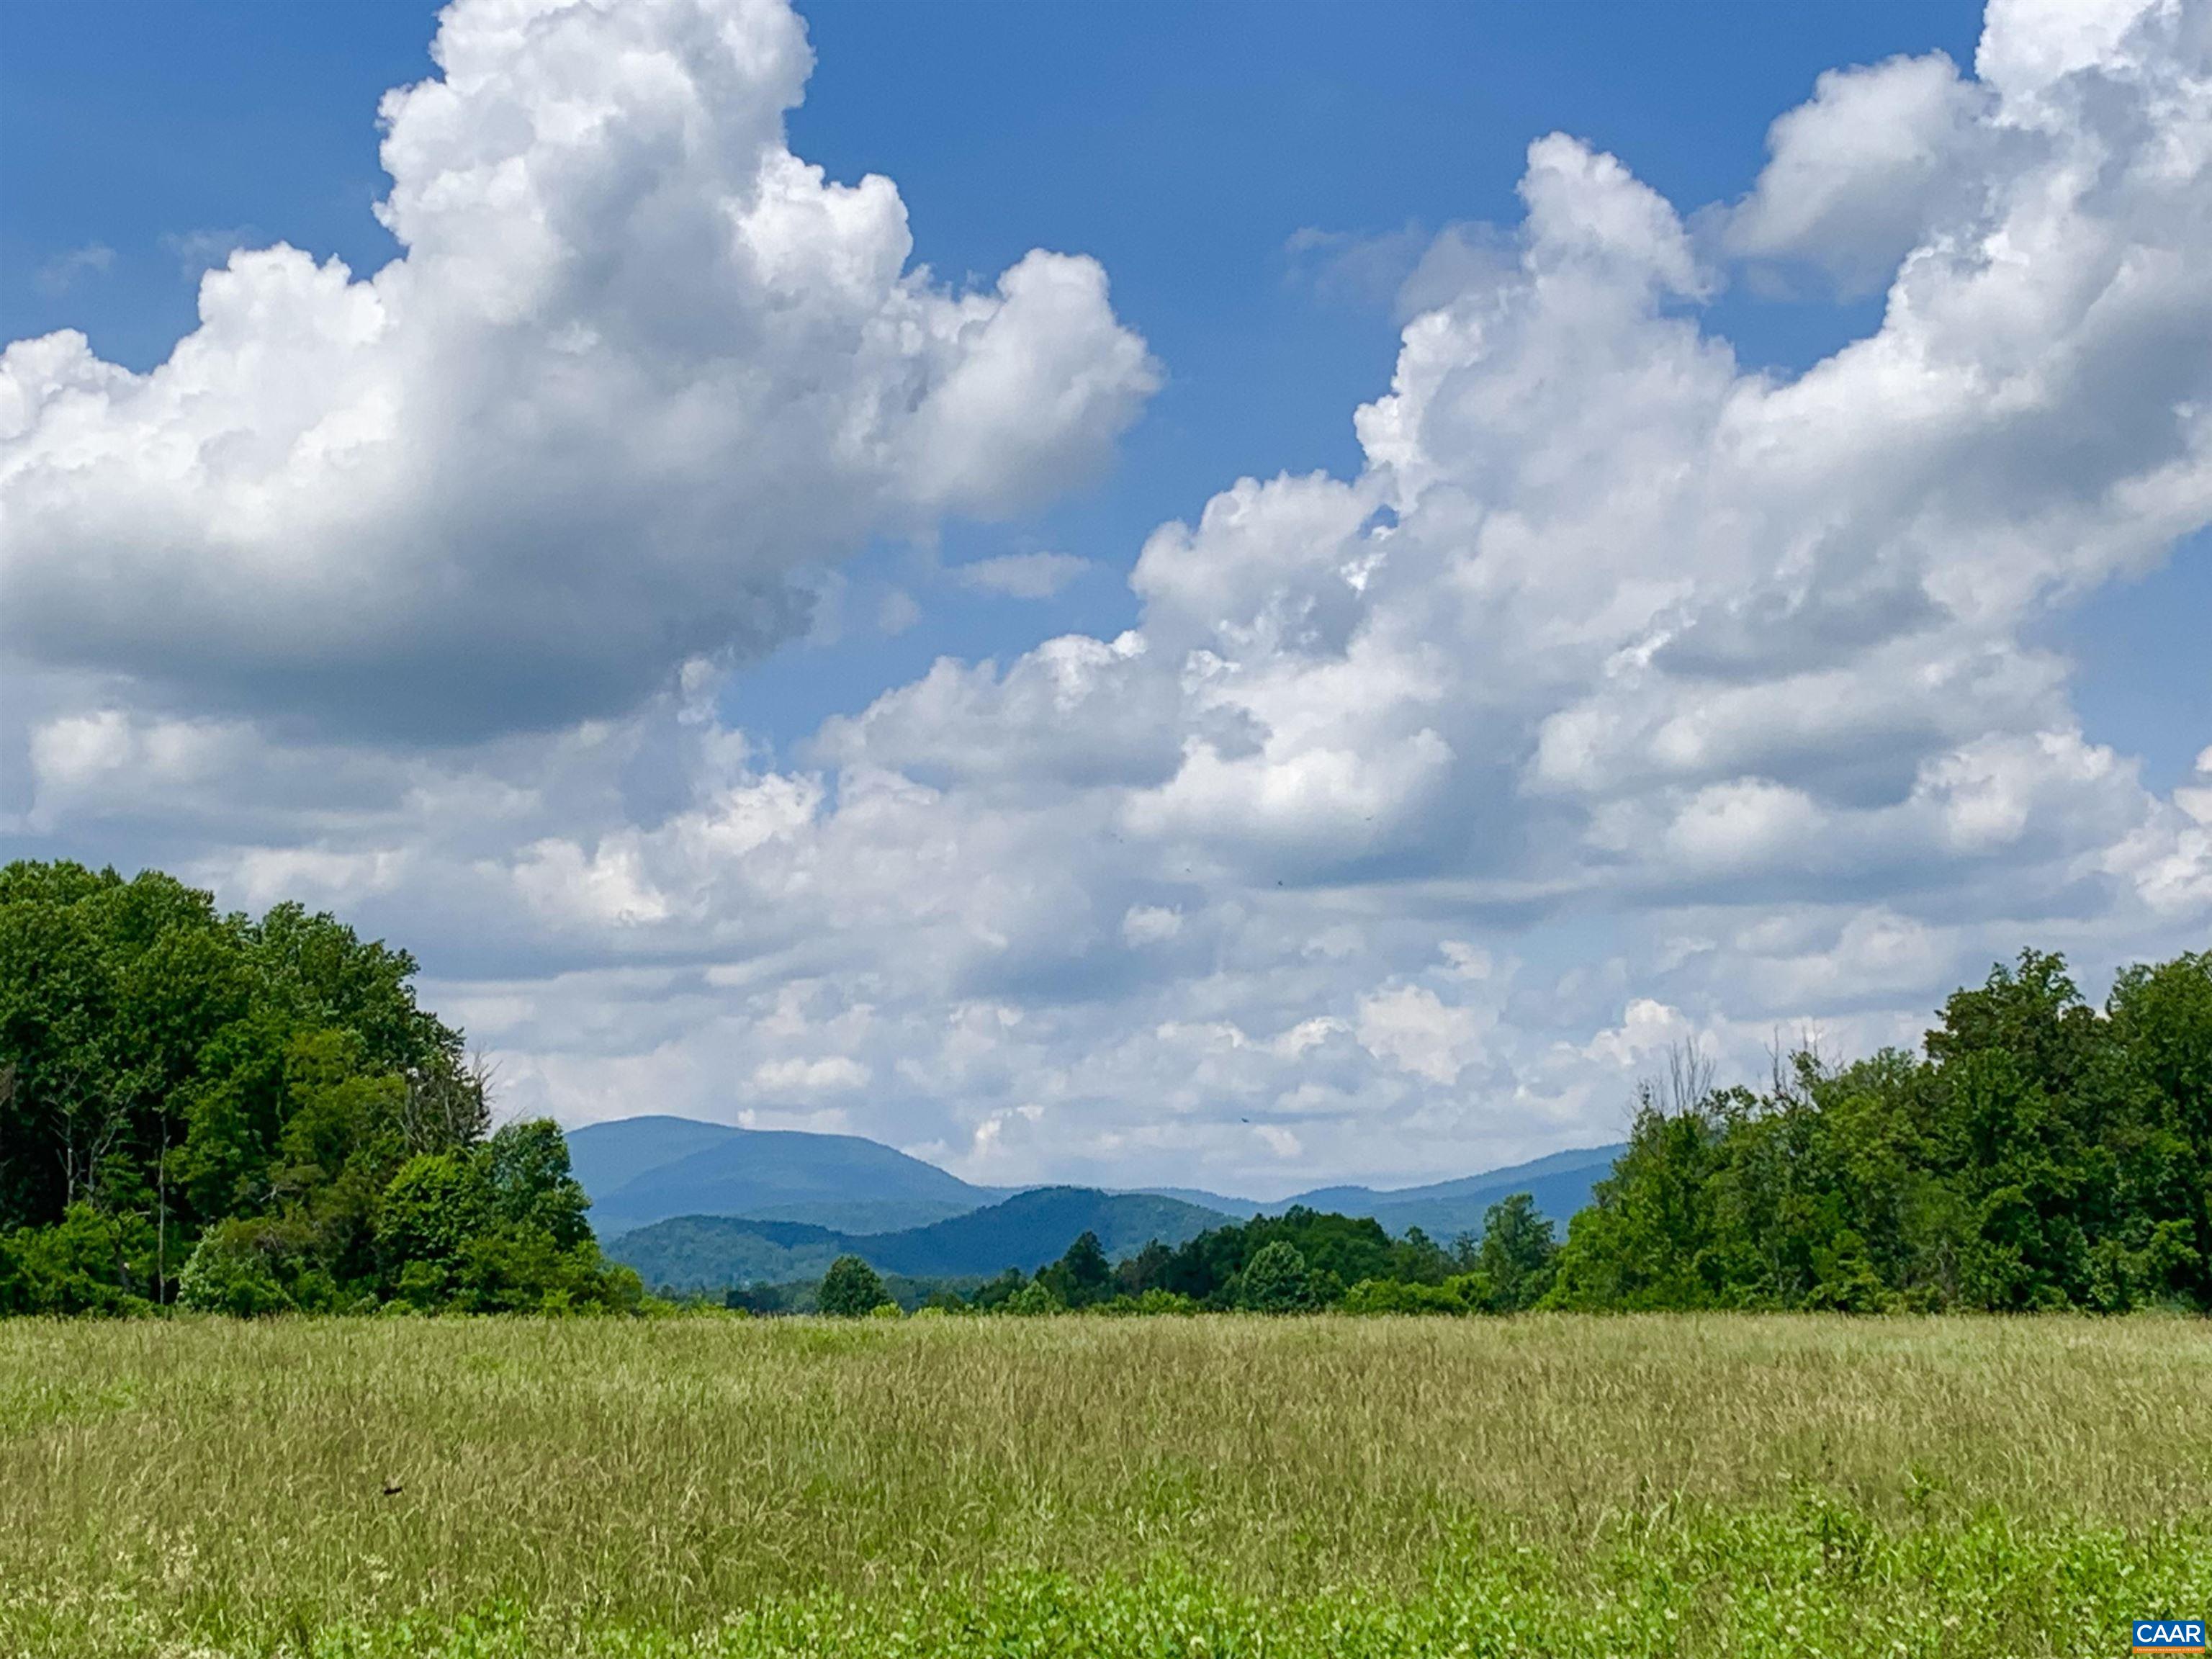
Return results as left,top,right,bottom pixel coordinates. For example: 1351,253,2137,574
818,1254,892,1317
901,948,2211,1320
1544,950,2212,1313
0,861,638,1315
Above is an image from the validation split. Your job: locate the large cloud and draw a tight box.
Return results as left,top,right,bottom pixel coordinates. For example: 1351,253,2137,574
1721,51,1992,295
5,0,2208,1193
0,0,1156,740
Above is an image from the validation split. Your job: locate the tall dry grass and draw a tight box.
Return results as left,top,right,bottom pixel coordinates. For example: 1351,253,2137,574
2,1313,2208,1655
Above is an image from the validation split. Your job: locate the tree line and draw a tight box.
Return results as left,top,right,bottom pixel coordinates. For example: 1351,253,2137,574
788,1191,1567,1318
799,948,2211,1318
8,858,2205,1321
1545,949,2210,1313
0,861,639,1315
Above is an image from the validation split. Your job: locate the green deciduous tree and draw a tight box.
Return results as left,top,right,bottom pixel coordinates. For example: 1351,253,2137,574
819,1254,891,1317
1237,1240,1327,1313
1543,950,2212,1315
0,860,635,1317
1475,1192,1558,1310
1038,1230,1114,1308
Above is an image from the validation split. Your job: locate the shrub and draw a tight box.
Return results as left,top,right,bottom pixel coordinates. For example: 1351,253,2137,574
967,1267,1028,1310
374,1125,635,1313
176,1218,302,1316
377,1152,490,1300
1341,1274,1487,1316
0,1205,156,1316
455,1229,641,1314
1002,1280,1064,1316
1096,1287,1198,1316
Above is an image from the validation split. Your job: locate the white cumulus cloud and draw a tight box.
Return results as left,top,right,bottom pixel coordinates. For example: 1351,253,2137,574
953,552,1092,599
0,0,1156,741
6,0,2208,1195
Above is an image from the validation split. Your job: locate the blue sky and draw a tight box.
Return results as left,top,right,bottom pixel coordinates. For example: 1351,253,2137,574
8,1,2200,778
4,0,2212,1194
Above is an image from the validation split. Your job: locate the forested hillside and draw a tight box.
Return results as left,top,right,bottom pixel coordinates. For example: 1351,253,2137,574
0,861,638,1314
612,1185,1229,1290
567,1114,995,1236
1270,1143,1622,1238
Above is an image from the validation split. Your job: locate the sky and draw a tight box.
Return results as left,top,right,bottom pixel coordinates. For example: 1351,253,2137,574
4,0,2208,1198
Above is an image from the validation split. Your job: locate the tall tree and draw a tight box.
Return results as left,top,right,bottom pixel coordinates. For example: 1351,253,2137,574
1,861,635,1316
1476,1193,1558,1310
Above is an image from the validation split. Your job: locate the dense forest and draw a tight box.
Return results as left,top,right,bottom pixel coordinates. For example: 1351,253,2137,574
0,861,639,1314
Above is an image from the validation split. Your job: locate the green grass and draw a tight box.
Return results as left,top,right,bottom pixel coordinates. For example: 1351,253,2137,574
3,1313,2208,1656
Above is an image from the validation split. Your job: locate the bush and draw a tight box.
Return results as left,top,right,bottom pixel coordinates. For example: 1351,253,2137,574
374,1125,636,1313
1100,1287,1197,1316
967,1267,1028,1310
176,1218,300,1316
0,1205,155,1316
455,1229,642,1314
375,1153,487,1303
1002,1280,1064,1316
819,1255,891,1317
1341,1274,1487,1316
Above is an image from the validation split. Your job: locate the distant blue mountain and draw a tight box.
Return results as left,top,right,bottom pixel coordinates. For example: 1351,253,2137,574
1124,1184,1264,1219
1275,1143,1624,1238
606,1186,1231,1291
567,1115,1623,1248
567,1115,998,1237
1129,1144,1623,1236
567,1115,744,1197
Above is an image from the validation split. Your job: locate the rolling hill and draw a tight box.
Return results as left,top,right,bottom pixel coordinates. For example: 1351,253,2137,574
1128,1145,1624,1234
567,1115,1000,1236
863,1187,1226,1275
600,1215,851,1288
607,1186,1231,1291
1273,1143,1624,1238
567,1115,1624,1262
1120,1184,1264,1218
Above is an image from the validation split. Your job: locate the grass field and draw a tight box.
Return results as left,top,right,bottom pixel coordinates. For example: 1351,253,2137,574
3,1313,2208,1657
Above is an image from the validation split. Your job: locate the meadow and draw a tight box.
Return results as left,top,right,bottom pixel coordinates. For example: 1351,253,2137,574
4,1314,2209,1657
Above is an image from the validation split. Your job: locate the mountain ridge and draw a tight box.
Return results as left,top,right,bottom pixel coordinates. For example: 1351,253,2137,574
1123,1143,1625,1223
567,1115,1003,1237
567,1114,1624,1249
606,1186,1231,1291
